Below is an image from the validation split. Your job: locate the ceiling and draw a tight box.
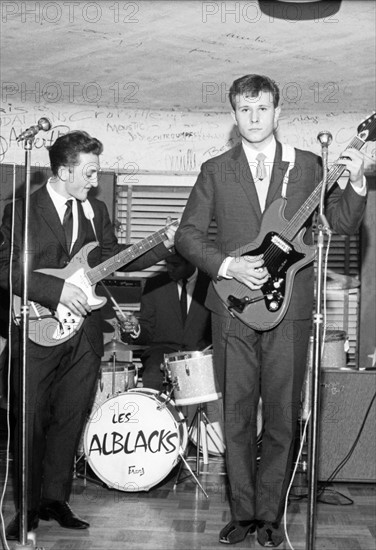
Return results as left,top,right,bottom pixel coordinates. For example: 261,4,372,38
1,0,375,116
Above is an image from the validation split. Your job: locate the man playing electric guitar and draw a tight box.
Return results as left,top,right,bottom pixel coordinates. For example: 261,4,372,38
176,74,368,548
0,130,177,540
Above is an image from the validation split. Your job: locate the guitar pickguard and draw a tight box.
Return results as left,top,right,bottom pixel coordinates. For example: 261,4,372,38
227,232,305,314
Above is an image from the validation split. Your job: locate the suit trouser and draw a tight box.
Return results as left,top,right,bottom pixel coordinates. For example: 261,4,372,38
12,327,101,510
212,311,311,523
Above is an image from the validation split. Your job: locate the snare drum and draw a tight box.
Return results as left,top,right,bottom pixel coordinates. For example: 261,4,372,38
83,389,187,492
164,350,221,405
95,361,138,409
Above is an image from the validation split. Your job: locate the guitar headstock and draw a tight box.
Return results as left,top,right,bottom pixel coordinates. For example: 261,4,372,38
357,112,376,142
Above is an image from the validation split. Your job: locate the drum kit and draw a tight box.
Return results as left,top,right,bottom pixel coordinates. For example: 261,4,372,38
80,341,226,497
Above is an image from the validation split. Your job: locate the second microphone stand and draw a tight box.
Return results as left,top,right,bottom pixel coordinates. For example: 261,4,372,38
306,133,332,550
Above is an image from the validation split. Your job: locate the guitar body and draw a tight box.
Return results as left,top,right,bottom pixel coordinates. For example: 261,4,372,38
13,242,106,347
213,198,316,331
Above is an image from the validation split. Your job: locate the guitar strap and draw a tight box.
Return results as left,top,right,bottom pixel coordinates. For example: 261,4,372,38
81,199,98,241
280,143,296,199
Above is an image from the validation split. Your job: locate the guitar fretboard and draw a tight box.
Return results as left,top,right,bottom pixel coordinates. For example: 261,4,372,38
281,135,365,242
86,223,177,285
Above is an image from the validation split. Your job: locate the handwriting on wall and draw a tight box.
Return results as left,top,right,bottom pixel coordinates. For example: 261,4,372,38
0,102,374,173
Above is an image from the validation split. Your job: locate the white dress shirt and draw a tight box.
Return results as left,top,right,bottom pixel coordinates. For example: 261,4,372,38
47,179,78,252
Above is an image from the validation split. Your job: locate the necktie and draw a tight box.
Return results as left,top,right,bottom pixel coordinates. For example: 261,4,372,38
180,279,188,324
63,200,73,252
256,152,267,180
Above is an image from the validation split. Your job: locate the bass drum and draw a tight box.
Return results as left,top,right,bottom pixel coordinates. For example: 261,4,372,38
83,389,187,492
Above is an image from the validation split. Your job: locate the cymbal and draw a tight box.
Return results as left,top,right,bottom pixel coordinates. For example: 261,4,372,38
103,338,146,353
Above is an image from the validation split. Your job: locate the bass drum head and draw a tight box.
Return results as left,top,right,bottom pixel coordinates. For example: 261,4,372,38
83,389,187,492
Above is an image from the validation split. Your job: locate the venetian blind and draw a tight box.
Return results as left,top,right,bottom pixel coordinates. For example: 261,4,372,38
114,173,360,366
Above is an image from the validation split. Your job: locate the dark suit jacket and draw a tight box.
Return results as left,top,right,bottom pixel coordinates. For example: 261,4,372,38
176,142,367,320
0,184,171,356
134,270,211,356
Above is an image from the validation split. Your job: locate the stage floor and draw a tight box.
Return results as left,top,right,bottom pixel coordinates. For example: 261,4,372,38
1,409,375,550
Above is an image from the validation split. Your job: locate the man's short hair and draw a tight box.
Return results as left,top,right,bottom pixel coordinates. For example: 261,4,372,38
47,130,103,175
229,74,280,110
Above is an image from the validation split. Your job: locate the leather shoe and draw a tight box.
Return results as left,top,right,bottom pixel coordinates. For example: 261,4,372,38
39,500,89,529
257,521,284,547
5,510,39,540
219,519,256,544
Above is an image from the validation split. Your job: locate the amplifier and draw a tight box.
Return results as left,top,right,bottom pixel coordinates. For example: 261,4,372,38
97,277,143,319
318,369,376,482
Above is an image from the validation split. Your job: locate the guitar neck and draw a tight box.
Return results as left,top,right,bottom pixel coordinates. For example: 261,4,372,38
86,225,174,285
282,135,365,242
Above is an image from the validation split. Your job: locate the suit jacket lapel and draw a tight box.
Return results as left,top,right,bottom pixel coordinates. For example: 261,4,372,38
36,186,67,251
231,144,262,221
265,141,290,209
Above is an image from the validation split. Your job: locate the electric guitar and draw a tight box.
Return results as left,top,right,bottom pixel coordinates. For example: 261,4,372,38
13,220,179,347
213,114,376,331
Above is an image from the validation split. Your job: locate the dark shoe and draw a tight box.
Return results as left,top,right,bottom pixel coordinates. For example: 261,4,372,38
5,510,39,540
39,500,89,529
219,519,256,544
257,521,284,547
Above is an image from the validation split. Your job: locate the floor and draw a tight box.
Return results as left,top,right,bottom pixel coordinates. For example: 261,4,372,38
0,408,375,550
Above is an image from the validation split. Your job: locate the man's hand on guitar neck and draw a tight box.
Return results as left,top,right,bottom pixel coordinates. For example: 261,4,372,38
227,254,270,290
60,282,92,317
163,216,179,249
338,147,365,190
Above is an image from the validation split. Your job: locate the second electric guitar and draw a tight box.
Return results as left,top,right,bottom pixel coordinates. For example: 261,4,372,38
213,114,375,331
13,220,179,346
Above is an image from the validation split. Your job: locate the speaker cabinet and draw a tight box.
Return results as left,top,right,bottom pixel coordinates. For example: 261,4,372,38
318,369,376,482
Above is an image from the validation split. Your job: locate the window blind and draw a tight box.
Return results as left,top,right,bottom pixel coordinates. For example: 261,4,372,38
114,173,361,367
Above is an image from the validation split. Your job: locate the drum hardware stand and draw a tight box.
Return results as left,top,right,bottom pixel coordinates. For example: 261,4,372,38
175,454,209,499
173,400,225,498
306,130,333,550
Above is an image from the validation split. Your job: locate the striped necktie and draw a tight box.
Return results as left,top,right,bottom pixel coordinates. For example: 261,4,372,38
256,153,267,180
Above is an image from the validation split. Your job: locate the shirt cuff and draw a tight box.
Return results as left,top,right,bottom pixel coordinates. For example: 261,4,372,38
217,257,234,279
130,324,141,339
350,176,367,196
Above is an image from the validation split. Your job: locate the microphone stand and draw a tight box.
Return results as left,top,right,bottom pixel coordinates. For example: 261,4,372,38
16,137,37,549
306,134,332,550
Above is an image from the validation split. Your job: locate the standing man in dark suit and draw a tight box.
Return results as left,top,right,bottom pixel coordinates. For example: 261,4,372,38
119,252,211,392
175,74,367,547
0,131,177,540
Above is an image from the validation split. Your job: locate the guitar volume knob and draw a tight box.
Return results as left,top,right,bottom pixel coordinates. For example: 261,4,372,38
269,301,279,311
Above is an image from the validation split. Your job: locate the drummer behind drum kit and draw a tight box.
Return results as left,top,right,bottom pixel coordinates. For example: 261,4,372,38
80,337,227,497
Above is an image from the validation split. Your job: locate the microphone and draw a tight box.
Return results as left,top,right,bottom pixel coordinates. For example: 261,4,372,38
317,130,333,148
16,117,51,142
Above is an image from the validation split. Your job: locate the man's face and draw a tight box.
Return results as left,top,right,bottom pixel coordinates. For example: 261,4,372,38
61,152,100,201
166,256,194,282
232,90,280,147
